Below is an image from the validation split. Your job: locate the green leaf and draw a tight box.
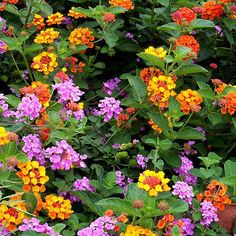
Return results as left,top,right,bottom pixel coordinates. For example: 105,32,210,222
160,150,181,167
176,127,205,140
220,176,236,186
102,30,119,48
22,192,37,213
198,152,222,168
190,19,215,29
104,171,116,188
108,6,127,14
16,153,29,163
159,139,173,151
6,95,21,107
5,4,20,16
224,160,236,177
167,97,183,119
137,52,165,69
175,46,192,60
197,81,215,100
157,0,169,6
208,113,222,126
53,223,66,234
172,226,181,236
24,44,43,54
157,23,181,37
127,75,147,103
174,64,208,76
140,218,153,229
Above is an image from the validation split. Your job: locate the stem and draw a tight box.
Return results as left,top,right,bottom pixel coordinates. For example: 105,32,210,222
99,0,102,5
20,49,34,81
24,4,32,28
177,112,193,134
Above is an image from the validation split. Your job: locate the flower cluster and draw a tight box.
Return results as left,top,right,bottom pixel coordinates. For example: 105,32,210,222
136,154,148,169
19,218,61,236
65,57,85,73
73,177,96,192
0,93,10,117
103,12,116,22
32,14,45,30
103,77,121,95
16,161,49,192
95,97,123,122
115,171,132,193
172,7,196,25
68,7,87,19
34,28,60,44
201,1,224,20
120,224,156,236
145,46,167,59
140,67,163,85
69,27,95,48
147,75,176,109
31,51,58,75
176,89,203,114
116,107,136,128
45,140,87,170
109,0,134,10
197,180,231,210
46,12,64,26
0,126,10,146
172,181,194,204
43,194,73,220
200,200,219,227
219,91,236,115
77,215,117,236
137,170,170,196
0,40,8,54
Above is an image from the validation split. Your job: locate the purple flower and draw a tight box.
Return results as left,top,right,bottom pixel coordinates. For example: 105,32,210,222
0,93,11,117
195,126,206,138
15,94,42,121
45,140,87,170
59,191,79,203
126,32,134,39
77,216,117,236
62,16,72,25
172,181,194,204
53,79,84,103
22,134,45,165
181,218,194,236
136,154,148,169
0,221,10,236
73,177,96,192
0,17,7,32
183,141,197,156
22,70,30,81
95,97,122,122
112,143,121,149
200,200,218,227
102,77,121,95
0,40,7,54
115,171,132,194
19,218,61,236
215,25,223,37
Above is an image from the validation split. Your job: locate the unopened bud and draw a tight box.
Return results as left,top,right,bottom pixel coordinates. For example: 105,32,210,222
168,37,176,44
158,201,170,212
20,31,28,37
133,199,144,209
7,132,18,141
47,46,55,52
6,156,18,169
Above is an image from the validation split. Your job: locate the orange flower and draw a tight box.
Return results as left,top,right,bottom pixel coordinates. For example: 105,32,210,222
201,1,223,20
6,0,19,3
117,213,128,223
171,7,196,26
174,35,200,56
0,2,7,11
68,27,95,48
140,67,163,85
105,209,114,216
109,0,134,10
16,161,49,193
34,28,60,44
46,12,64,26
176,89,203,114
68,7,87,19
103,12,116,22
32,14,45,30
219,91,236,115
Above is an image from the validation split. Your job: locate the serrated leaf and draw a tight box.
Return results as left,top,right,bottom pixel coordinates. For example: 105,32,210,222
174,64,208,76
224,160,236,177
102,30,119,48
137,52,165,69
176,126,205,140
190,19,215,29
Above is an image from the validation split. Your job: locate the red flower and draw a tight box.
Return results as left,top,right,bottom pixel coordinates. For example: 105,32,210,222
172,7,196,26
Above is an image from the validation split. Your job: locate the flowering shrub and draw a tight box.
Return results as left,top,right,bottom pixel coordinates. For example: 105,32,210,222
0,0,236,235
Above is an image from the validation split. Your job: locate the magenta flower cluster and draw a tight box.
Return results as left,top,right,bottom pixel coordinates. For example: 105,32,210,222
172,181,194,204
77,215,117,236
45,140,87,170
19,218,61,236
0,40,7,54
136,154,148,169
181,218,195,236
102,77,121,95
73,177,96,192
0,93,10,117
200,200,219,227
115,171,132,193
0,222,10,236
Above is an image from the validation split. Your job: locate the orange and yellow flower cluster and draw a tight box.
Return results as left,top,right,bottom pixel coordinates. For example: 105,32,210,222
147,75,176,109
145,46,167,60
219,91,236,115
43,194,73,220
120,224,157,236
34,28,60,44
16,161,49,193
109,0,134,10
69,27,95,48
201,1,223,20
140,67,163,86
137,170,170,197
176,89,203,114
0,127,10,146
46,12,64,26
32,14,45,30
172,7,196,26
197,180,232,210
68,7,87,19
31,51,58,75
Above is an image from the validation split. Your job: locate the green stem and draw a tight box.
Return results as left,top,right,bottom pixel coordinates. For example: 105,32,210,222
177,112,193,134
99,0,102,5
20,49,34,81
24,4,32,28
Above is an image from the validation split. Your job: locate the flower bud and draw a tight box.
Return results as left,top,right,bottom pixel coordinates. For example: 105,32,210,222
158,201,170,212
168,37,176,44
20,31,28,37
210,63,218,70
6,156,18,169
133,199,144,209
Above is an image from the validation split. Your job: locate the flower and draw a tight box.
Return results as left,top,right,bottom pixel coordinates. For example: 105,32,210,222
103,12,116,22
201,1,223,20
174,35,200,56
137,170,170,197
120,224,157,236
115,171,132,193
200,200,218,226
16,94,42,120
45,140,87,170
34,28,60,44
0,127,10,146
77,215,117,236
171,7,196,26
95,97,123,122
219,91,236,115
43,194,73,220
68,7,87,19
136,154,148,169
102,77,121,95
68,27,94,48
0,40,8,54
176,89,203,114
147,75,176,109
181,218,195,236
172,181,194,204
73,177,96,192
215,25,223,37
16,161,49,192
109,0,134,10
197,180,231,210
140,67,163,85
46,12,64,26
31,51,58,75
0,195,27,231
32,14,45,30
22,134,45,165
0,93,10,117
0,222,10,236
144,46,167,59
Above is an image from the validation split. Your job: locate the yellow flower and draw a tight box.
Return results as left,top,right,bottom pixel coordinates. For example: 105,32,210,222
68,7,87,19
120,224,157,236
0,127,10,146
32,14,45,30
46,12,64,26
137,170,170,197
43,194,73,220
31,51,58,75
109,0,134,10
34,28,60,44
145,46,167,59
